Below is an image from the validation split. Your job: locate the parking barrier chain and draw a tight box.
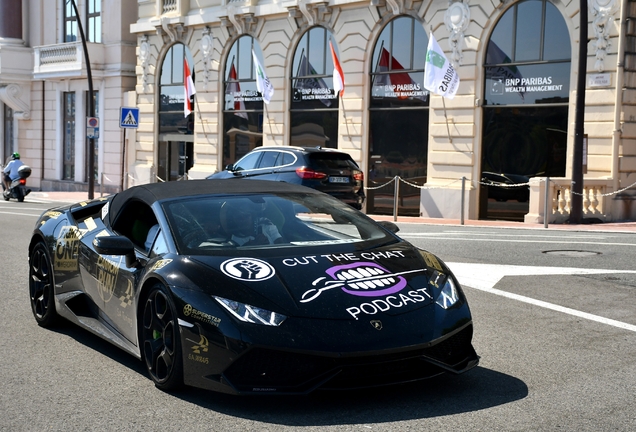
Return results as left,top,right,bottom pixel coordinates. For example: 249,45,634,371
364,176,462,191
551,179,636,197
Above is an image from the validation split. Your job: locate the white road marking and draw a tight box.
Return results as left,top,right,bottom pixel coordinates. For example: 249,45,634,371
0,211,40,217
404,231,609,239
447,262,636,332
401,234,636,247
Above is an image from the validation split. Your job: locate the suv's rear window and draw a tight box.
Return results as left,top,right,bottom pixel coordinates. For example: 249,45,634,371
308,153,359,170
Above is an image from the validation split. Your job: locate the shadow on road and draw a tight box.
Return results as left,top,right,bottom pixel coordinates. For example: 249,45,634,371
50,322,527,426
173,366,527,426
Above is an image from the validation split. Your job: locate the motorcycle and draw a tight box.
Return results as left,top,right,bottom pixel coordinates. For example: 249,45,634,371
2,165,32,202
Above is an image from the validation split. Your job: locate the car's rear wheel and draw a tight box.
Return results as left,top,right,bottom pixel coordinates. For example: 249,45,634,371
29,242,58,327
140,284,183,391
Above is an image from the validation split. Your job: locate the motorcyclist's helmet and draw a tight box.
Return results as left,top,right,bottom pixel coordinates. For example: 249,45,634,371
11,152,20,160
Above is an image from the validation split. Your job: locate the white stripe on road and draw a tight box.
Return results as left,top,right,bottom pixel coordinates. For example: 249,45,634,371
0,211,40,217
447,262,636,333
402,234,636,247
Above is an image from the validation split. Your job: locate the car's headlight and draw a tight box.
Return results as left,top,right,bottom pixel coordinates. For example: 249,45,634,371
436,276,460,309
214,296,286,326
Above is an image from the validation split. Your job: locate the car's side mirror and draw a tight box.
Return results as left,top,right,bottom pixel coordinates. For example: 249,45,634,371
93,235,140,268
377,220,400,233
225,164,234,171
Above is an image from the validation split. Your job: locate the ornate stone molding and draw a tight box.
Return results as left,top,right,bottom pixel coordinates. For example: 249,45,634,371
384,0,402,15
158,17,185,43
589,0,619,72
0,84,31,120
201,27,214,90
444,0,470,69
138,35,151,91
288,1,331,27
221,6,257,37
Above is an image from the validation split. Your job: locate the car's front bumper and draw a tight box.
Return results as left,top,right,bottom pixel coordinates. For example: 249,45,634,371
180,321,478,395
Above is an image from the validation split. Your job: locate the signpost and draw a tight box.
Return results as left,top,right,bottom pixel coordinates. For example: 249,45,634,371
119,107,139,190
86,117,99,139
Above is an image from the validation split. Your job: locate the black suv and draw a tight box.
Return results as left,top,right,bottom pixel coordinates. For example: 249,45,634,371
208,146,365,209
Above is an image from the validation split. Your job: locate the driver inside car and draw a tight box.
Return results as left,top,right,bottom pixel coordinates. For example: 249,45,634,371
220,200,283,246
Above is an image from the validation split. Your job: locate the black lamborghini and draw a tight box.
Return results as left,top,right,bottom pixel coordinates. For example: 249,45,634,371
28,180,478,394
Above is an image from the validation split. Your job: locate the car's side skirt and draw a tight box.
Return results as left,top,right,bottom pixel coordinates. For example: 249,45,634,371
54,291,141,359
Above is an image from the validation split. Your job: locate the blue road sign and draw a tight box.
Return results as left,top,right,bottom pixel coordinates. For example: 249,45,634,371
120,107,140,129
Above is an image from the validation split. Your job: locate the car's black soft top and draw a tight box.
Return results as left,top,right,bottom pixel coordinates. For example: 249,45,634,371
108,179,318,226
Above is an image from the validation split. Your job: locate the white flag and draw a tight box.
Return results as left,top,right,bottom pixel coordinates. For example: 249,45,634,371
252,50,275,104
423,32,460,99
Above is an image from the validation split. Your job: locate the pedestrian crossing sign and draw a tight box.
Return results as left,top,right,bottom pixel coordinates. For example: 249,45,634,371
120,107,139,129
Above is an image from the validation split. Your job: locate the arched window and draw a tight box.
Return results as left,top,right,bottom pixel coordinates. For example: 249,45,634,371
223,35,265,167
290,27,339,148
367,16,428,216
481,0,570,220
158,43,195,181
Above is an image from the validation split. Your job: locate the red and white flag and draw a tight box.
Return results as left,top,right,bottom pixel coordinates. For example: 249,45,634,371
329,40,344,97
226,63,248,119
184,59,196,117
374,47,427,101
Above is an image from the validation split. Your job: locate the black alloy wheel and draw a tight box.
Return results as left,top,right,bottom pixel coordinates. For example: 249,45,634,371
29,242,58,327
141,284,183,391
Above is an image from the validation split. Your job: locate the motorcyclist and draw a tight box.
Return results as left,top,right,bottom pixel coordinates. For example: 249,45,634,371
3,153,24,191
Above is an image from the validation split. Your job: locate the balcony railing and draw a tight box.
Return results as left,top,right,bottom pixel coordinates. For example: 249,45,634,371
162,0,177,14
159,0,191,16
526,177,614,224
33,42,104,79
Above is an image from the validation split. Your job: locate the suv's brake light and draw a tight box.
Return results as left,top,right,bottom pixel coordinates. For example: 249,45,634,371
296,167,327,179
353,170,363,181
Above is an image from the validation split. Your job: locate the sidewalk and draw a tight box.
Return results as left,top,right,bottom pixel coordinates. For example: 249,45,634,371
27,190,636,233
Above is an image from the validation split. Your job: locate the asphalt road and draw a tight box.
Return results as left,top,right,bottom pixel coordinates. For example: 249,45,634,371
1,198,635,431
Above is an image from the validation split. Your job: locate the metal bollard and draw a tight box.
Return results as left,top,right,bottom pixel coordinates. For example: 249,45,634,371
461,176,466,225
544,177,550,228
393,176,399,222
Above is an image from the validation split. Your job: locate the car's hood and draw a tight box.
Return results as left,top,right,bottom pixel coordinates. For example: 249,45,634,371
189,243,448,320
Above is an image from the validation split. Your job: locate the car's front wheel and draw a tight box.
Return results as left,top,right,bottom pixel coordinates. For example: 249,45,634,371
29,242,58,327
140,284,183,391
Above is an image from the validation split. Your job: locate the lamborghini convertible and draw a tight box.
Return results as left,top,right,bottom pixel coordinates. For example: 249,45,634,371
28,179,478,394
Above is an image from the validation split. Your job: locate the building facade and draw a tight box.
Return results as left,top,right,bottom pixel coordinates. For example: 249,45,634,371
0,0,137,193
2,0,636,222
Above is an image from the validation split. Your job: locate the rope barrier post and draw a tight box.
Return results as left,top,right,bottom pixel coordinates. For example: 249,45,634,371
393,176,399,222
544,177,550,229
460,176,466,225
100,173,104,197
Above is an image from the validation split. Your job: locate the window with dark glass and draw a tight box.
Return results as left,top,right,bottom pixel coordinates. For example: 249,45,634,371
64,0,78,42
481,0,570,220
63,92,76,180
223,36,264,167
158,44,195,181
484,0,571,106
159,44,193,135
367,16,429,216
290,27,339,149
86,0,101,43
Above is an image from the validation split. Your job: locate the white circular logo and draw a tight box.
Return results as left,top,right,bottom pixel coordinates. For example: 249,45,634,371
220,258,275,282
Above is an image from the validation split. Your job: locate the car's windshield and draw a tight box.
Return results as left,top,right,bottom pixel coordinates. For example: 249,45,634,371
162,192,395,254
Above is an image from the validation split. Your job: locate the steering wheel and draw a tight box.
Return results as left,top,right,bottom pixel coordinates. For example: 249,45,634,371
173,214,209,248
